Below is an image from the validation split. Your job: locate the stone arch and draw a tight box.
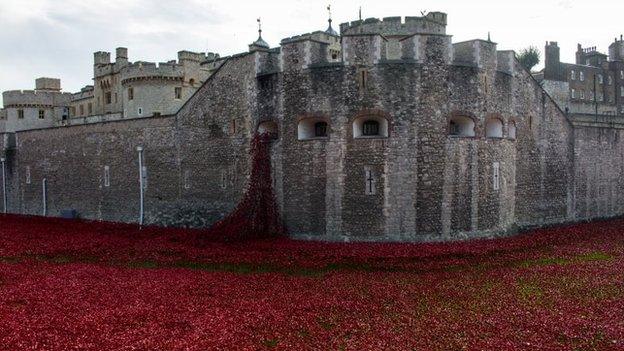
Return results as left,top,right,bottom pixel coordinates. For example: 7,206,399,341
298,114,330,140
352,109,390,139
485,117,504,138
257,120,278,138
448,114,476,137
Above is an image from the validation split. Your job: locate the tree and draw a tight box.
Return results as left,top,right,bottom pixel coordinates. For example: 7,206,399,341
517,46,541,72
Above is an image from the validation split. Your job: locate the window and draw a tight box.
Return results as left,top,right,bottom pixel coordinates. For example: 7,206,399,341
298,118,329,140
609,76,613,85
79,105,85,116
88,103,93,115
571,89,576,99
38,109,45,119
598,74,603,84
315,122,328,137
493,162,500,191
114,93,118,104
448,116,475,137
599,93,604,102
621,70,624,79
18,109,24,119
363,120,379,136
353,115,389,138
621,87,624,97
508,121,517,140
138,107,143,116
358,69,369,90
580,71,585,81
580,90,585,100
570,70,576,80
175,87,182,99
128,87,134,100
189,79,196,87
258,120,278,138
485,118,503,138
104,166,110,187
25,166,31,184
105,92,112,104
184,170,191,190
230,119,237,135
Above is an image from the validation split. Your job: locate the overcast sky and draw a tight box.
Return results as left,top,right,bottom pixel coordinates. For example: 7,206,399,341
1,0,623,106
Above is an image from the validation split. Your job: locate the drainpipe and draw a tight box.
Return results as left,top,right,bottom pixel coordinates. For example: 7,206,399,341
0,157,6,214
42,178,47,216
137,146,144,226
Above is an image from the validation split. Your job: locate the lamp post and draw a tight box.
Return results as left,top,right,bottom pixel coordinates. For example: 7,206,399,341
0,157,6,214
137,146,144,226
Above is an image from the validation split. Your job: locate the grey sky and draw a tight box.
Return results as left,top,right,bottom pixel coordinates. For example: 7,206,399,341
1,0,622,106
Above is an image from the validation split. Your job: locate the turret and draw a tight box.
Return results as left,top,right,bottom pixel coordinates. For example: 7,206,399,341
609,35,624,61
116,47,128,65
94,51,111,66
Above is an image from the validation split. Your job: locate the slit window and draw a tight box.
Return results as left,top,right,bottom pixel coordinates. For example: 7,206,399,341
25,166,31,184
493,162,500,191
104,166,110,187
18,109,24,119
175,87,182,99
128,87,134,100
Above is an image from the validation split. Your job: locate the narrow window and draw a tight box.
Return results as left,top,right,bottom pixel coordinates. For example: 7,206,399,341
105,92,112,104
184,170,191,190
314,122,328,137
104,166,110,187
571,89,576,99
570,70,576,80
175,87,182,99
38,109,45,119
79,105,85,116
358,69,368,90
621,70,624,79
138,108,143,116
97,96,101,106
18,109,24,119
508,121,517,140
598,74,603,84
362,120,379,136
25,166,31,184
230,119,237,135
493,162,500,191
114,93,118,104
580,71,585,82
128,87,134,100
88,103,93,115
221,169,228,189
621,87,624,97
609,76,613,85
580,90,585,100
364,167,376,195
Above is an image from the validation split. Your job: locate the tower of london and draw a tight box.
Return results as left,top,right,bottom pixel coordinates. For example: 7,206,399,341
1,12,623,242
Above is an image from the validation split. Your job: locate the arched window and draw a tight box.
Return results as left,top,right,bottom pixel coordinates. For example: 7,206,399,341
486,118,503,138
353,115,389,138
508,121,517,140
258,120,278,138
449,116,475,137
298,118,329,140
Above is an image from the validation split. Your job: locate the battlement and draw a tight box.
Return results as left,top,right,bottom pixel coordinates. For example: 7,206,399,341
281,31,339,45
2,89,72,107
340,12,447,37
121,61,185,83
178,51,206,63
35,77,61,91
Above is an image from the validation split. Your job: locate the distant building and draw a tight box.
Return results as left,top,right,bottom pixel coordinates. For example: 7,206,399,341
535,36,624,119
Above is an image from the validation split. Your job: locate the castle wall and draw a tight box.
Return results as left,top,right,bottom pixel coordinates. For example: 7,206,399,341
572,125,624,220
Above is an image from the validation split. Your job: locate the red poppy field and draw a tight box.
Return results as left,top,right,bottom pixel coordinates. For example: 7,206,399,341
0,215,623,350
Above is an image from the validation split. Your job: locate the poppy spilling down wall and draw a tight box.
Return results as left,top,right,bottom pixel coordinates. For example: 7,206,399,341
204,133,285,241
